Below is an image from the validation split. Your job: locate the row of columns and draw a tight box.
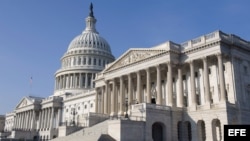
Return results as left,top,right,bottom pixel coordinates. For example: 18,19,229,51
55,72,95,90
62,56,108,68
97,54,226,115
37,107,56,130
13,110,36,131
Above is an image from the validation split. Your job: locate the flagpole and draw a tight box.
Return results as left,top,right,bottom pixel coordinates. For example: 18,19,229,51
30,77,33,95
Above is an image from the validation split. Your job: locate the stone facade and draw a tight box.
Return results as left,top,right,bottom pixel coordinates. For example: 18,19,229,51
1,3,250,141
0,115,5,132
94,30,250,141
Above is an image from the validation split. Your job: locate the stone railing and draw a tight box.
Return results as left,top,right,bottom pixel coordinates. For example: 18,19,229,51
181,31,220,49
65,89,95,99
132,103,171,111
42,96,62,103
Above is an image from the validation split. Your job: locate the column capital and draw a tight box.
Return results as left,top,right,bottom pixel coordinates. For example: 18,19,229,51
202,56,208,61
188,60,194,64
105,80,109,84
146,67,151,72
136,70,141,74
155,64,161,68
176,63,183,69
166,61,172,66
216,52,222,57
120,76,123,80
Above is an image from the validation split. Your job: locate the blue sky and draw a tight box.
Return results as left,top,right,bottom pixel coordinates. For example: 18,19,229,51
0,0,250,114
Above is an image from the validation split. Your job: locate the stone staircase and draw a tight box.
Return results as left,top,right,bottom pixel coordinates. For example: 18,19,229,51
51,120,115,141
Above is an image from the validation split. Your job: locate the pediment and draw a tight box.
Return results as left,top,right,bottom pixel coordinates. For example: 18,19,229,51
106,49,166,71
16,97,33,109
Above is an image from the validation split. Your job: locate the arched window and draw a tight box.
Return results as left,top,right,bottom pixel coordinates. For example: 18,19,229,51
183,121,192,141
212,119,221,141
197,120,206,141
177,121,182,141
152,122,165,141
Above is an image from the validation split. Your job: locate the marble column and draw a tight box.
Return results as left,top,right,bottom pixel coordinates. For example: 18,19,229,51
64,75,67,89
119,76,124,116
177,66,184,107
85,73,88,88
107,82,111,114
47,108,51,129
31,110,35,130
73,73,76,88
128,73,133,109
167,62,173,106
50,108,54,128
104,81,109,114
136,71,142,103
44,108,48,129
156,65,162,105
91,73,94,88
102,86,105,114
217,54,226,101
19,113,22,129
79,73,82,88
95,91,99,113
40,109,44,129
13,115,17,129
110,79,116,116
190,60,197,107
57,109,62,128
27,111,31,130
37,110,42,130
146,68,151,103
24,111,28,130
16,114,20,129
203,57,211,104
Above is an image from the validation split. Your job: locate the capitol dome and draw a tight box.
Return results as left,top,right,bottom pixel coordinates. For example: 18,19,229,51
67,29,112,54
54,3,115,96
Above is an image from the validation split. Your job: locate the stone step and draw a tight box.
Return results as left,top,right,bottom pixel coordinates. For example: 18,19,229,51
51,119,110,141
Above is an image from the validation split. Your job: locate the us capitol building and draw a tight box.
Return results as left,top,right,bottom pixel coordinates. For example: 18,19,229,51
1,4,250,141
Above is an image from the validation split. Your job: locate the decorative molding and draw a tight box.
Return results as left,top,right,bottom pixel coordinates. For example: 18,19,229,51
107,49,166,71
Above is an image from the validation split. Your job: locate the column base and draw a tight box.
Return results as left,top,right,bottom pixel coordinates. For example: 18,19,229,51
118,111,124,117
110,112,117,117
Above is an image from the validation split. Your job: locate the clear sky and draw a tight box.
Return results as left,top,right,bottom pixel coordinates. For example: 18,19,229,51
0,0,250,114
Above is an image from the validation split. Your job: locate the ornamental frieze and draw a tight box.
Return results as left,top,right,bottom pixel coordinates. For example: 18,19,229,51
108,49,166,71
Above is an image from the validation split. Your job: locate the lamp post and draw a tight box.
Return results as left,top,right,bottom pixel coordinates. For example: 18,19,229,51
71,108,77,126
